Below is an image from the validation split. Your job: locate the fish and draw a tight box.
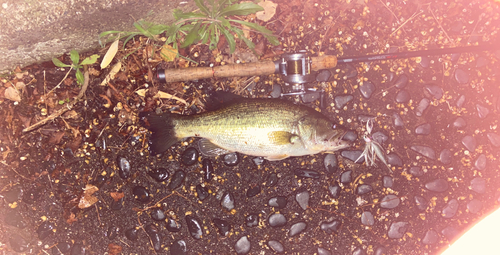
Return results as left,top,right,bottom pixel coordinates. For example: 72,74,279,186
143,98,350,161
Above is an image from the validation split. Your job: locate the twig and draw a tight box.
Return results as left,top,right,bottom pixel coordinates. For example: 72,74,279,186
23,70,90,133
428,5,455,46
390,9,423,37
46,65,74,96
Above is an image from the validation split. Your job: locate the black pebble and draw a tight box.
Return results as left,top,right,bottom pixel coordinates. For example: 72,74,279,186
221,192,235,211
133,186,151,203
320,219,341,234
37,221,55,240
245,213,259,227
268,213,287,227
22,187,42,204
246,186,261,197
94,175,107,188
9,234,29,252
151,208,166,221
145,224,161,251
186,215,203,239
213,218,231,236
117,157,131,179
168,170,186,190
3,186,23,203
328,184,341,198
170,240,187,255
203,159,214,181
394,74,408,88
223,152,240,166
196,184,209,201
71,244,86,255
341,150,363,163
294,169,321,179
4,210,27,228
110,198,123,211
266,173,278,187
51,242,71,254
356,184,373,195
166,218,182,232
395,90,410,103
268,196,287,209
125,228,138,241
148,168,169,182
340,171,352,183
181,147,198,166
106,225,120,240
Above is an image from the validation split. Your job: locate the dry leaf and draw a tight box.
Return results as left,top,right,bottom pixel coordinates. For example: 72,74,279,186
66,212,77,224
135,89,187,105
101,39,119,69
78,184,99,209
4,87,21,102
110,192,124,202
108,243,123,255
256,0,277,22
160,44,178,62
100,61,121,86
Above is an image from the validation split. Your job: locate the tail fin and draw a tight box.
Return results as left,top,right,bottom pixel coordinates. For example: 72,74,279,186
142,112,179,154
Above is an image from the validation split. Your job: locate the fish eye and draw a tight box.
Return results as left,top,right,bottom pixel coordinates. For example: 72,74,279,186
332,124,337,129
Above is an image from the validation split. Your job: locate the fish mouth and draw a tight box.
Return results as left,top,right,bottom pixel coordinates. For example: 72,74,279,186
336,130,352,149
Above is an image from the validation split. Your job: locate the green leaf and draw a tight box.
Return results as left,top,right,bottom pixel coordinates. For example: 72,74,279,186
81,54,99,65
52,58,71,68
218,17,230,28
174,9,206,20
181,21,202,48
194,0,211,16
134,21,149,37
232,27,255,49
231,19,280,46
76,69,84,85
70,50,80,65
123,33,140,47
58,100,65,105
202,23,215,44
148,24,170,35
218,25,235,53
219,3,263,17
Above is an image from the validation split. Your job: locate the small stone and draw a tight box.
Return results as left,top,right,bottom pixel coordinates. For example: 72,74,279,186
266,173,278,187
374,247,387,255
170,240,187,255
387,153,403,166
196,184,209,201
133,186,150,203
3,186,23,203
356,184,373,195
252,157,265,166
474,154,487,170
269,213,287,227
414,196,427,211
4,210,27,228
246,186,261,198
51,242,71,254
393,112,404,127
470,177,486,194
341,150,363,163
148,168,169,182
186,215,203,239
289,222,307,237
320,219,342,234
168,170,185,190
424,84,443,99
454,68,469,84
467,199,483,214
383,176,393,188
361,211,374,226
422,230,439,244
380,195,400,209
451,117,466,129
223,152,240,166
394,74,408,88
456,94,466,108
145,224,161,251
340,171,353,183
318,247,332,255
388,222,409,239
295,191,309,210
441,226,460,241
221,192,235,211
476,104,490,118
353,247,367,255
71,244,85,255
294,169,320,178
442,199,459,218
419,56,430,68
181,147,198,166
462,135,477,152
411,145,436,159
125,228,138,241
9,234,29,252
343,64,358,79
328,184,341,198
268,196,287,209
245,213,259,227
166,218,182,232
439,149,452,165
487,133,500,147
409,166,424,176
270,85,282,98
106,225,120,240
117,157,131,179
415,98,430,117
37,221,55,239
372,131,388,144
425,179,449,192
342,130,358,142
268,240,284,253
150,208,166,221
415,123,431,135
213,218,231,236
395,90,410,103
324,154,338,173
235,236,251,255
335,95,353,109
359,80,375,99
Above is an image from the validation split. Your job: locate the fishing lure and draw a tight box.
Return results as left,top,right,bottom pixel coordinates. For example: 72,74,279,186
356,118,392,172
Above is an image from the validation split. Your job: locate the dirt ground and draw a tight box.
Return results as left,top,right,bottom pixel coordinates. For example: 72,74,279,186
1,0,499,254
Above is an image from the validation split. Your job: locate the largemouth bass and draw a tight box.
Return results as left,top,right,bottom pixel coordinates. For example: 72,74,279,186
144,98,350,161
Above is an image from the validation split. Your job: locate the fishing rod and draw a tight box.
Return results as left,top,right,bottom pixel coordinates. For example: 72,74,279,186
157,41,498,85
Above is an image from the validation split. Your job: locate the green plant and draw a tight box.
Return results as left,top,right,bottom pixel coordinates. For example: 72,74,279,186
99,0,279,54
52,50,99,85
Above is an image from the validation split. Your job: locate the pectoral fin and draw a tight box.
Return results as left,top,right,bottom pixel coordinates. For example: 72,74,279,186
268,131,300,146
198,138,232,157
265,154,289,161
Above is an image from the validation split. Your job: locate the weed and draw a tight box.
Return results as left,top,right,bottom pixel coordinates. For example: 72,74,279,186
52,50,99,85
